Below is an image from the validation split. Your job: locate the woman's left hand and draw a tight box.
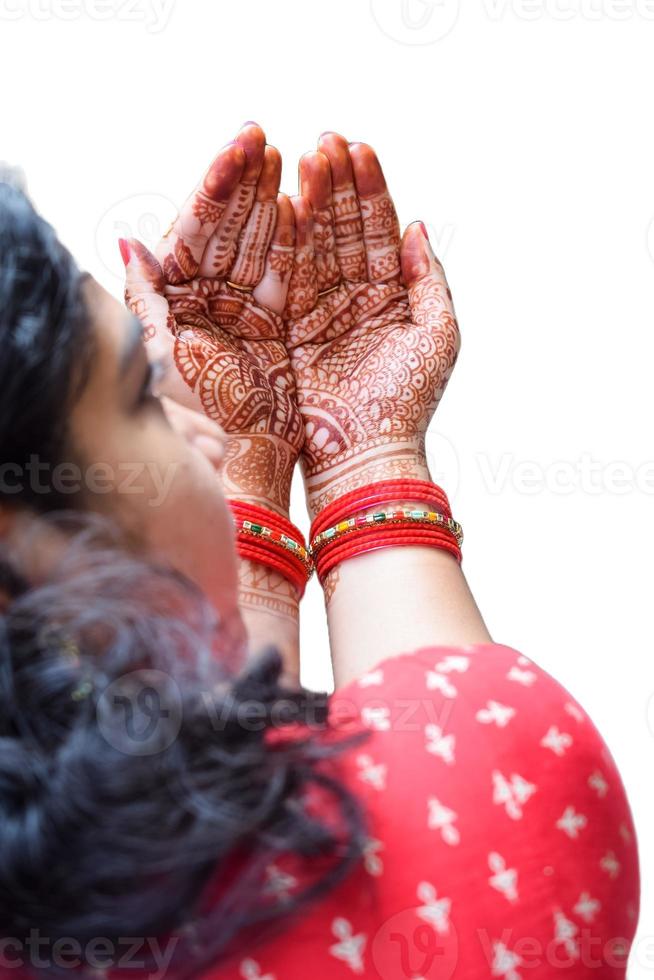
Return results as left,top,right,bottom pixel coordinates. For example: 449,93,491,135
121,123,302,517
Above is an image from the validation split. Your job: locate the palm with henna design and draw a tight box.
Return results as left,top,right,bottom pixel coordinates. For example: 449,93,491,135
284,133,461,518
121,123,302,517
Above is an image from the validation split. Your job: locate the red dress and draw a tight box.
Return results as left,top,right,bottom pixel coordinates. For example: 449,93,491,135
207,643,640,980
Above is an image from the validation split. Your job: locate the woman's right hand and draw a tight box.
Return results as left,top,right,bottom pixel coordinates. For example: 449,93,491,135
121,123,303,517
284,133,460,519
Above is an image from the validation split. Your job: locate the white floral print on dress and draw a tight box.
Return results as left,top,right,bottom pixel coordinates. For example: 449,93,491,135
476,700,516,727
425,724,456,765
416,882,452,934
507,666,538,686
329,918,366,974
573,892,601,923
488,852,519,903
491,940,523,979
540,726,573,756
239,959,275,980
492,771,537,820
425,670,458,698
356,754,387,791
427,796,461,846
556,806,587,840
361,705,391,731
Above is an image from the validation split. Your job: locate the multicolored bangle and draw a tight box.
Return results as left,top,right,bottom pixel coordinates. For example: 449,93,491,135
310,479,452,539
309,480,463,586
311,508,463,554
228,481,463,596
229,501,313,597
237,520,313,574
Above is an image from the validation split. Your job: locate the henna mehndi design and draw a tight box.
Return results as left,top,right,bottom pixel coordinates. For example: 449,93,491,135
289,136,460,518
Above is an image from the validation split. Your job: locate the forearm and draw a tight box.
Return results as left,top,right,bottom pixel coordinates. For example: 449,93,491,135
236,558,301,685
307,456,491,688
324,545,490,687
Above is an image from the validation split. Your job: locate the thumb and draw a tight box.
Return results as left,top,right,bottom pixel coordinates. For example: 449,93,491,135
400,222,459,335
119,237,174,351
119,238,200,409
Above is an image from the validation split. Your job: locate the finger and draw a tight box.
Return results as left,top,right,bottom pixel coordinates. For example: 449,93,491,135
154,143,246,285
199,122,267,278
120,238,201,409
299,151,340,292
253,192,295,314
350,142,401,283
284,196,318,320
162,396,226,442
317,132,366,282
121,237,173,351
401,222,460,355
228,145,282,288
161,397,227,470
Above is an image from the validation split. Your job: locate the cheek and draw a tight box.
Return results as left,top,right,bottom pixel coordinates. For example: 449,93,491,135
115,423,231,543
137,441,240,609
85,417,236,576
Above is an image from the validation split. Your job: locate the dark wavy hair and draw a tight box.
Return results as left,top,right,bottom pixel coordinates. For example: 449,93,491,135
0,175,368,977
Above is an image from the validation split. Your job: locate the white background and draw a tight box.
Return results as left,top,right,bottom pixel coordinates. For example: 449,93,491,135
1,0,653,970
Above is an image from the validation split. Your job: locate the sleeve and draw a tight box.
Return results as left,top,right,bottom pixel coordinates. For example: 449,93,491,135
326,641,640,978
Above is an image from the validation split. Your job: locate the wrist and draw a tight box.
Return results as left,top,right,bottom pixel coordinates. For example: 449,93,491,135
236,556,301,685
222,435,299,519
302,440,431,520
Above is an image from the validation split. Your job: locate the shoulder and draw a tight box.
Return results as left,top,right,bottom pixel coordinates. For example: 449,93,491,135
328,641,628,814
331,641,565,717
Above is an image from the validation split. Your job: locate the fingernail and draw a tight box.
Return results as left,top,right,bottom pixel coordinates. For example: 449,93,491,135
241,120,259,128
418,222,429,241
118,238,130,266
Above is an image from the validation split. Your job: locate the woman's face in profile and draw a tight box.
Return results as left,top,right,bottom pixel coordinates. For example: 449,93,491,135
60,277,242,631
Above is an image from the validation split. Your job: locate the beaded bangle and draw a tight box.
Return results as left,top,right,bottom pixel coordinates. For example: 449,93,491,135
311,508,463,554
236,519,314,574
236,541,309,598
310,479,452,538
230,500,301,540
310,480,463,586
229,501,313,597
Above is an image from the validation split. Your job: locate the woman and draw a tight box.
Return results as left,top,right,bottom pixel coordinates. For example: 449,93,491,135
0,124,639,979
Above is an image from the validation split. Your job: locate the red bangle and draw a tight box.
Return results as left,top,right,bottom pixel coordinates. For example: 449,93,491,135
315,522,462,584
317,544,460,584
310,480,452,538
229,500,311,597
317,533,461,583
236,540,309,598
229,501,303,541
314,522,460,565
